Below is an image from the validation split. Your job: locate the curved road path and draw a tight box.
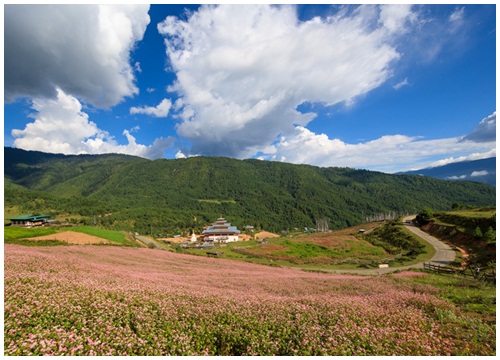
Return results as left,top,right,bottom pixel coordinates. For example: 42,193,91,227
324,216,456,275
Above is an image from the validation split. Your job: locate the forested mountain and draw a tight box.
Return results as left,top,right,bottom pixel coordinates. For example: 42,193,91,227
398,157,496,186
4,147,496,234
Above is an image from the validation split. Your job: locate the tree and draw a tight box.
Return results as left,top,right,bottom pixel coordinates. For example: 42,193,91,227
483,226,496,243
416,207,434,224
452,202,464,210
472,226,483,239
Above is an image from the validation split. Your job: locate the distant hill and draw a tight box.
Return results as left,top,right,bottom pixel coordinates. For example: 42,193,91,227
4,147,496,234
398,157,496,186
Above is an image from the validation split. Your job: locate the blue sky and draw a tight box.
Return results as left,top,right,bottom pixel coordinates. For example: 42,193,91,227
3,4,496,173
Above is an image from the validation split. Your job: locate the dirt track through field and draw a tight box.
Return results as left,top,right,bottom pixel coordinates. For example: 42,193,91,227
26,231,110,245
294,216,456,275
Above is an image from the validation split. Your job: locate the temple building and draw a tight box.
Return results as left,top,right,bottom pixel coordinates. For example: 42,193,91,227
202,217,240,243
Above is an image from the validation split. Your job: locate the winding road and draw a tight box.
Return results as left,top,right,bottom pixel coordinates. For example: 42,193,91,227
135,235,169,250
135,216,456,276
326,215,456,275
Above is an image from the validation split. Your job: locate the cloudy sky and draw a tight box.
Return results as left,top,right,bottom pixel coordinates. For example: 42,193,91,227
3,4,496,173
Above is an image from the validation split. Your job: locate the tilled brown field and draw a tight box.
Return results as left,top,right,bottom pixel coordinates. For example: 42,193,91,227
26,231,110,245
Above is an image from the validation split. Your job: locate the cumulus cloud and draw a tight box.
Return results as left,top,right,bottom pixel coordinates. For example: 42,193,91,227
175,151,187,159
158,4,415,158
471,170,489,177
4,4,150,108
130,98,173,118
265,126,496,173
461,112,496,143
11,89,174,159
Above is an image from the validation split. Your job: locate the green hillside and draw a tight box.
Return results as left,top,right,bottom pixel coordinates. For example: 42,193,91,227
421,207,496,266
4,147,496,234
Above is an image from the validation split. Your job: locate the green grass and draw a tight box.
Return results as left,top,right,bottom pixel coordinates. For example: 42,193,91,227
70,226,129,244
388,225,436,266
433,207,495,230
446,207,495,219
5,238,70,247
273,239,340,258
4,225,130,245
401,272,496,324
4,226,57,241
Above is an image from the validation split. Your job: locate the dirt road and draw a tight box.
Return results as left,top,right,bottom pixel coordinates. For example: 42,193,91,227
135,235,169,250
402,216,456,265
314,216,456,275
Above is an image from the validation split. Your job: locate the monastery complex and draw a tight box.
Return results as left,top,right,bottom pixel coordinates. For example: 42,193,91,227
202,217,240,243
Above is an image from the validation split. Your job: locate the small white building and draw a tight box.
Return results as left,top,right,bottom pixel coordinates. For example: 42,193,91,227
202,217,240,243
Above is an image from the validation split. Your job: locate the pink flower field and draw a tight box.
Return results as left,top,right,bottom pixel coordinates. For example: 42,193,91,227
4,244,495,355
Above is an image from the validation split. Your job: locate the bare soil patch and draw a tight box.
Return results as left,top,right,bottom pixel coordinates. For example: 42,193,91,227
254,231,280,240
26,231,110,245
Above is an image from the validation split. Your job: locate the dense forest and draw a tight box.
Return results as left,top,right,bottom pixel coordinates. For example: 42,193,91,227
4,147,496,235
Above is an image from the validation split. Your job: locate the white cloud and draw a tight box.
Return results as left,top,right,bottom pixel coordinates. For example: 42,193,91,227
175,151,187,159
471,170,489,177
11,89,174,159
461,111,496,143
4,4,150,108
264,125,496,173
393,78,410,90
449,7,465,23
130,98,173,118
379,4,415,32
158,4,415,158
446,175,467,180
446,170,490,180
428,148,496,168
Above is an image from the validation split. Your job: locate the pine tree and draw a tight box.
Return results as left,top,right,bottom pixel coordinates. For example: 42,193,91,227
483,226,496,243
472,226,483,239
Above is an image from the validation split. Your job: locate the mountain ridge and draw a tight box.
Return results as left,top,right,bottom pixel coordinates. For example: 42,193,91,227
397,157,496,186
4,147,496,234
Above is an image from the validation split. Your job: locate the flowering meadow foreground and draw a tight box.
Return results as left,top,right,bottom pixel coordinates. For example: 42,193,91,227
4,244,495,356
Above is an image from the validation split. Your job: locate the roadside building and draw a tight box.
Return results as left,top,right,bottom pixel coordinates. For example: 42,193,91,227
202,217,240,243
7,214,50,227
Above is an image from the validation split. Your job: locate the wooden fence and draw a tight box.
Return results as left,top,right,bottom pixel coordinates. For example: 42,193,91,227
423,263,496,284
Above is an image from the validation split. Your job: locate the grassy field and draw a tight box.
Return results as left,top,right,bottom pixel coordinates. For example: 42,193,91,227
178,221,435,270
69,226,129,244
4,227,57,241
406,272,496,324
385,224,436,266
432,207,495,229
4,244,495,356
4,226,130,246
